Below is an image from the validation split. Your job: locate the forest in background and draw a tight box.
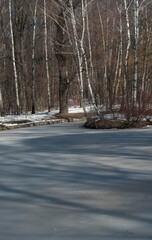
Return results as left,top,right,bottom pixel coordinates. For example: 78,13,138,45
0,0,152,120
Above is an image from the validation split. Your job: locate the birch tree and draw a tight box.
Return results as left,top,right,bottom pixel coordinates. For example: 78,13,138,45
132,0,139,108
85,0,94,86
54,0,70,114
9,0,20,115
97,3,108,106
44,0,51,112
72,0,99,114
0,0,151,116
123,0,131,109
69,0,86,113
141,1,150,101
54,0,82,114
31,0,38,114
113,2,123,101
0,44,4,116
80,0,99,114
0,3,5,117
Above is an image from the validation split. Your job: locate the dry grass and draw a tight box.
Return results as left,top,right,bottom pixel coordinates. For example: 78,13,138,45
84,118,152,129
55,112,92,119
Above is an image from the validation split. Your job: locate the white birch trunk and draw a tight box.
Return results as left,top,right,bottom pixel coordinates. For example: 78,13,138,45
123,0,131,104
0,43,5,116
115,4,123,99
133,0,139,107
9,0,20,115
81,0,99,115
105,1,109,109
83,49,99,115
0,85,4,116
69,0,87,114
141,3,149,95
97,3,108,105
108,18,115,69
44,0,51,112
113,44,120,98
85,0,94,85
32,0,38,114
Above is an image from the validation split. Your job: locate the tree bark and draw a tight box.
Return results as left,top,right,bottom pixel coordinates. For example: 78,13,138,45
132,0,139,108
44,0,51,112
123,0,131,110
114,3,123,100
69,0,86,114
0,43,5,116
97,3,108,106
0,85,4,117
9,0,20,115
141,3,149,98
31,0,38,114
54,3,69,114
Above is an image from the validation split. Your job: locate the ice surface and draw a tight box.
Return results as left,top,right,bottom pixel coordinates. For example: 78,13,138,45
0,122,152,240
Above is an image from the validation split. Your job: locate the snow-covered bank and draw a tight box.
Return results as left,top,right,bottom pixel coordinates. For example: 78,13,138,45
1,105,152,131
0,107,87,131
0,106,92,123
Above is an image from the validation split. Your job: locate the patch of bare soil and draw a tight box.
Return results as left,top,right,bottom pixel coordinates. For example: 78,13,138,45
84,118,152,129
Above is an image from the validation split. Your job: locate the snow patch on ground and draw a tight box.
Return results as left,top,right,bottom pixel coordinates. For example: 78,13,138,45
0,106,87,123
0,109,58,123
0,106,89,129
0,105,151,129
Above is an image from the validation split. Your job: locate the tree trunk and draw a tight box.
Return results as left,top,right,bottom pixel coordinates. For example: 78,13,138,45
0,43,5,116
0,85,4,117
80,0,99,115
97,3,108,106
44,0,51,112
114,3,123,100
141,3,149,101
132,0,139,108
123,0,131,110
59,69,69,114
54,6,69,114
9,0,20,115
69,0,86,114
31,0,38,114
85,0,94,86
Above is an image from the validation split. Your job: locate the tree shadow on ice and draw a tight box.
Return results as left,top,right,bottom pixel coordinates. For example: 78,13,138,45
21,129,152,161
0,126,152,238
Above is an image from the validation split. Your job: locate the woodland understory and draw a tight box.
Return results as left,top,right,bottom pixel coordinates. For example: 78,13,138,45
0,0,152,124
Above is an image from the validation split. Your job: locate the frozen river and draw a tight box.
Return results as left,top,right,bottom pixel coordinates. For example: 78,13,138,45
0,122,152,240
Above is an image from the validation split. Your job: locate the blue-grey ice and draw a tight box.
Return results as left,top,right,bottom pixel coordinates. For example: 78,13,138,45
0,122,152,240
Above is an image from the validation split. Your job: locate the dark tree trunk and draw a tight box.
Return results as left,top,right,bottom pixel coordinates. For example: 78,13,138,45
59,71,69,114
54,6,70,114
